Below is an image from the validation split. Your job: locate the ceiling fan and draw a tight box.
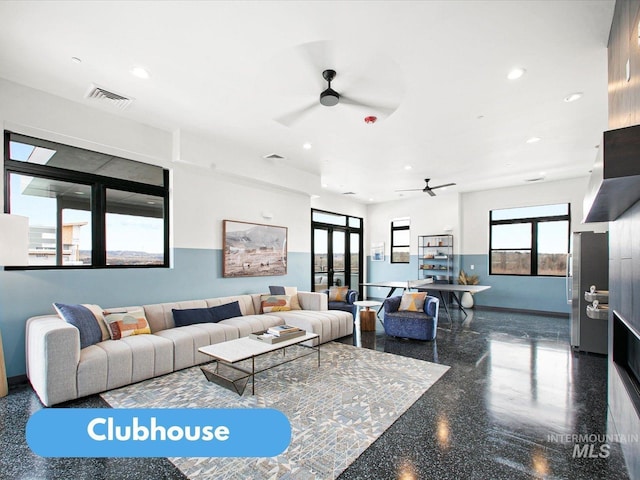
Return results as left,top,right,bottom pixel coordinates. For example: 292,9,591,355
275,69,397,127
395,178,456,197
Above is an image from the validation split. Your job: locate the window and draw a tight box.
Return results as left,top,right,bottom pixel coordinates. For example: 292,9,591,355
4,131,169,268
391,218,410,263
490,204,570,276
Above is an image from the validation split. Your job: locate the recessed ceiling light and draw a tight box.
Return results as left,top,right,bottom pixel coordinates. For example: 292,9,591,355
564,92,583,103
526,137,541,144
303,142,312,150
507,67,526,80
71,57,82,64
369,198,374,202
321,183,328,188
404,165,412,170
74,191,85,195
147,201,156,205
539,171,547,176
130,66,150,79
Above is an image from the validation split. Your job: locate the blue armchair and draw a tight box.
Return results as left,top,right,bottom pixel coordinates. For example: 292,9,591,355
383,295,439,341
323,289,358,318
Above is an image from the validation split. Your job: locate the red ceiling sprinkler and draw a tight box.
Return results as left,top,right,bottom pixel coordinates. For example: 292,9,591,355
364,115,377,124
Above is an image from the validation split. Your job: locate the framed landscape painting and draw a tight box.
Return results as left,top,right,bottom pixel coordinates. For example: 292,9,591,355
222,220,288,277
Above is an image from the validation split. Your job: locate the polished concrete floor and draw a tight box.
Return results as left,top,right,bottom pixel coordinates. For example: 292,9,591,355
0,308,630,479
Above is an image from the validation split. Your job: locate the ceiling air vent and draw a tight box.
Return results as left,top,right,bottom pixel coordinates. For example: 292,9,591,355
85,84,134,109
342,191,356,195
525,177,544,183
263,153,286,160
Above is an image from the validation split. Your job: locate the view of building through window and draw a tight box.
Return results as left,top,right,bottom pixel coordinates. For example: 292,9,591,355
5,132,168,268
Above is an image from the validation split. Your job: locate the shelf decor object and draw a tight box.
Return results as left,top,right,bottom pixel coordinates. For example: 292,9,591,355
418,234,453,284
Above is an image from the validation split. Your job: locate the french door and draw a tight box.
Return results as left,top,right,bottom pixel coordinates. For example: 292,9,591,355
311,210,363,296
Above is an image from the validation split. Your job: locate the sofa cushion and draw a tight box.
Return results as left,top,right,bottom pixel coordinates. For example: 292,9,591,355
399,292,427,312
219,314,284,337
211,300,243,321
103,309,151,340
274,310,354,345
155,323,238,370
269,286,302,310
53,303,103,349
172,307,216,327
143,296,255,333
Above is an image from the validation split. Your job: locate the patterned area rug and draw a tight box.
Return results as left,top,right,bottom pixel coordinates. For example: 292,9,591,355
101,341,450,479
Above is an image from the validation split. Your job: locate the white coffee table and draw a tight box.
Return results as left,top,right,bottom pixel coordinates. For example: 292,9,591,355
198,332,320,395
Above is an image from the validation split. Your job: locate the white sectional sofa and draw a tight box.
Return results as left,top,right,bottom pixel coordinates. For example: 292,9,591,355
26,291,353,406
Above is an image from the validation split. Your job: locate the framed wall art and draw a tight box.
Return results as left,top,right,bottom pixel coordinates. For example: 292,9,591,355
222,220,288,277
371,242,385,261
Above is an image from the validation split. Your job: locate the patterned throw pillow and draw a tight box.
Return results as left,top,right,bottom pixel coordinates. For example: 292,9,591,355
260,294,292,313
269,286,301,310
53,303,105,349
329,286,349,302
103,309,151,340
399,292,428,312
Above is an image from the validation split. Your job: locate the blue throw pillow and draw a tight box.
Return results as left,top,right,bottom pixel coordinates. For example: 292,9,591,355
53,303,103,349
172,307,216,327
269,286,286,295
211,301,243,321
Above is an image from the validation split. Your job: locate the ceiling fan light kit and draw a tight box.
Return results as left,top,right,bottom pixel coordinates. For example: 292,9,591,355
320,69,340,106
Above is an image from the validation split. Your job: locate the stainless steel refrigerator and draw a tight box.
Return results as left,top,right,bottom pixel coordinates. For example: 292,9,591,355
569,231,609,354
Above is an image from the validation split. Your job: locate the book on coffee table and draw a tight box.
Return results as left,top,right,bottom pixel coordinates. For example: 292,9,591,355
249,328,305,344
267,325,302,336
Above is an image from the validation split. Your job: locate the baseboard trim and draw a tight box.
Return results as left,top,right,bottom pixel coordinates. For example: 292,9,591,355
474,305,569,318
8,374,28,386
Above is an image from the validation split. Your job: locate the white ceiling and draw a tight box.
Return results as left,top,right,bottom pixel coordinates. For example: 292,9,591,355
0,1,615,203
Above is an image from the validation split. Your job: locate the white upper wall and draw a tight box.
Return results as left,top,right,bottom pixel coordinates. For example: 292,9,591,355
461,177,608,255
174,166,311,251
311,193,367,219
366,193,461,256
0,79,312,252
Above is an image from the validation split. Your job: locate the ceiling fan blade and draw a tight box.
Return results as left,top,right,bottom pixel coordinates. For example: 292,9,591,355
430,182,456,190
275,101,319,127
427,189,437,197
395,188,424,192
294,40,335,89
339,94,398,116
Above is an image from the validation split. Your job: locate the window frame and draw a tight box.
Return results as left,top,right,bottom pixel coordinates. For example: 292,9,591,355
3,131,170,270
489,204,570,277
390,218,410,264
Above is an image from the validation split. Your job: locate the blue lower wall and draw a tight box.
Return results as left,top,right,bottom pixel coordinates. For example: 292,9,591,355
0,249,310,378
367,254,570,314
